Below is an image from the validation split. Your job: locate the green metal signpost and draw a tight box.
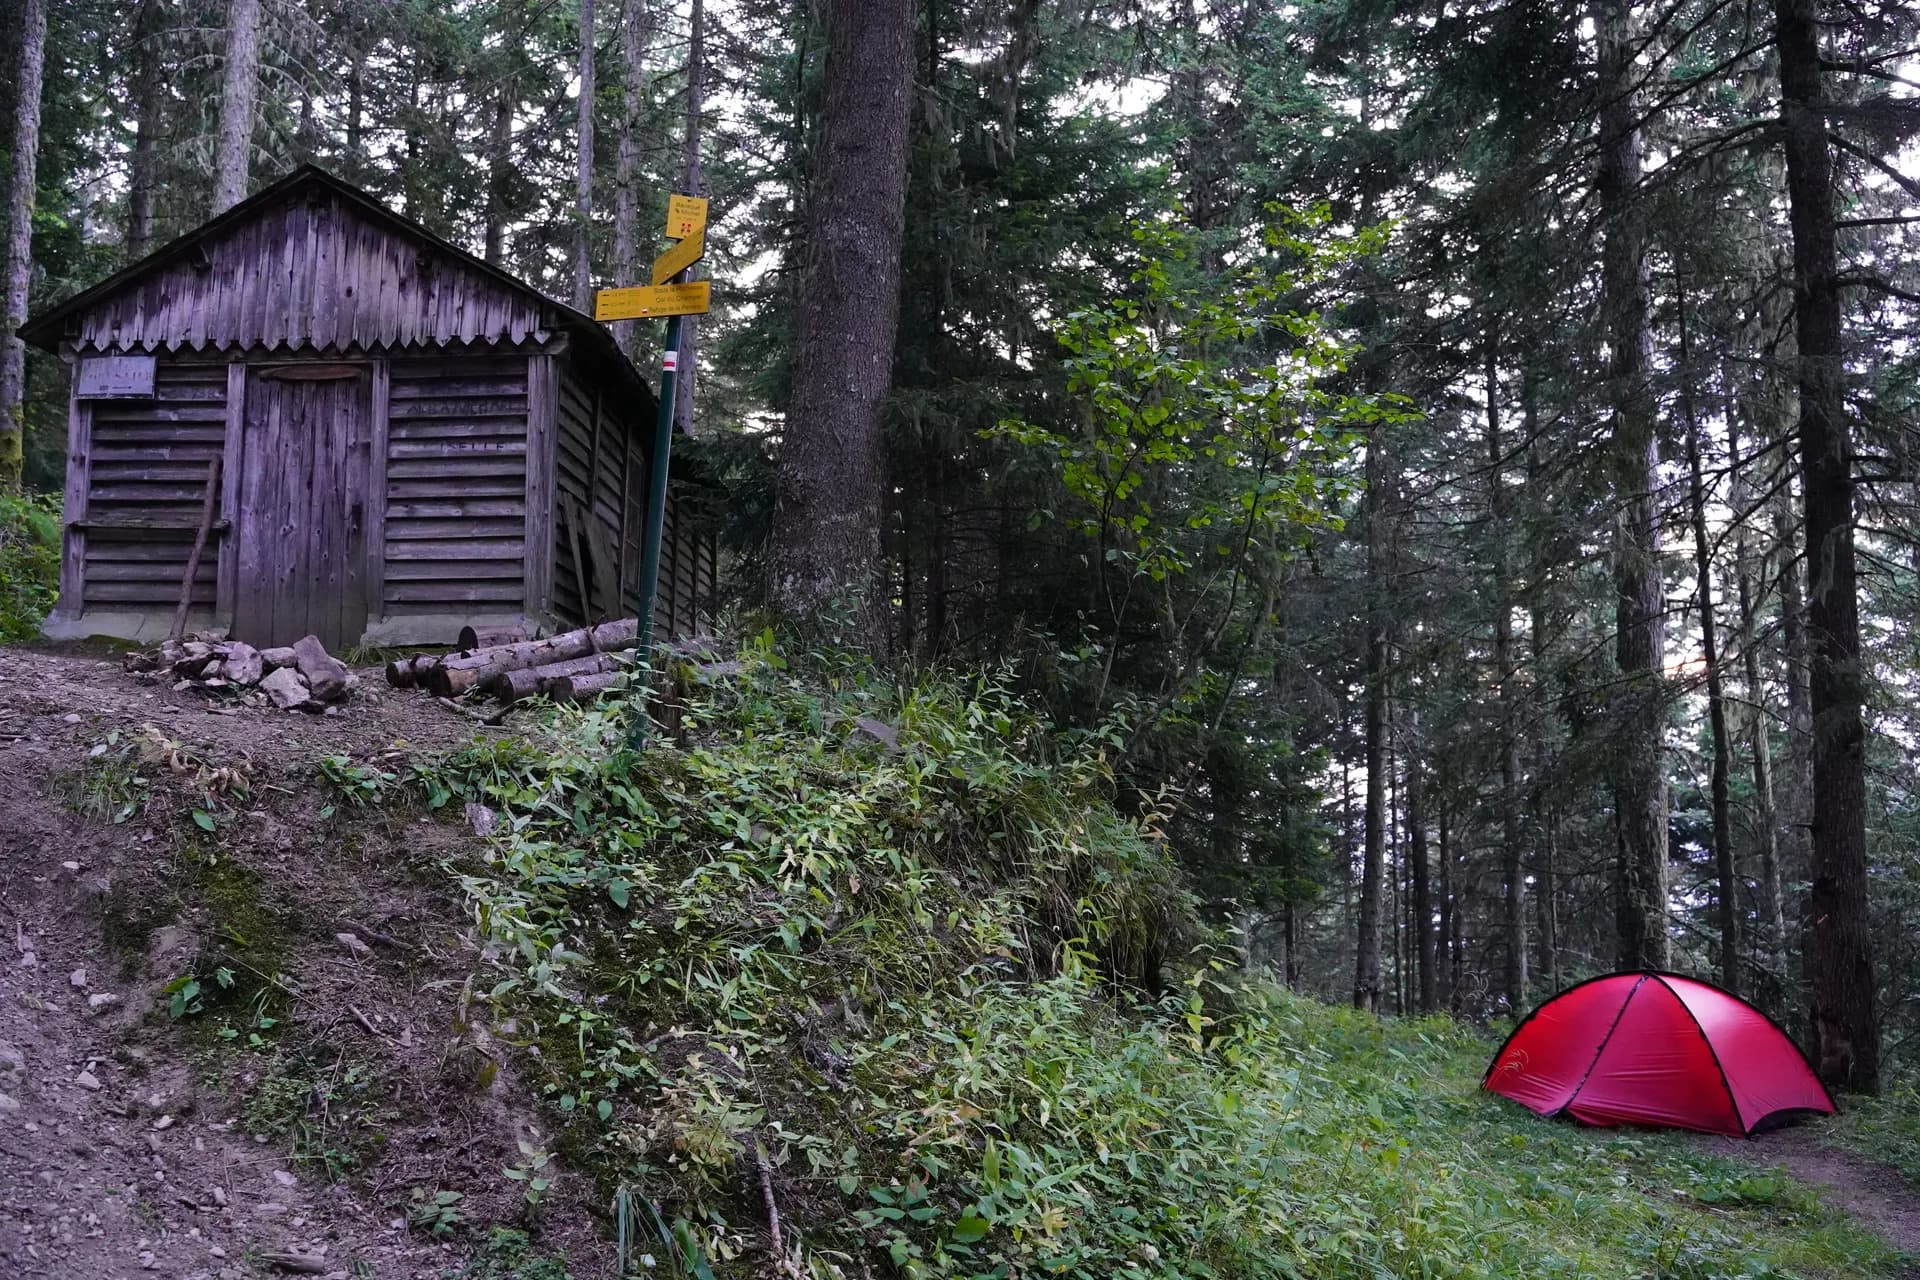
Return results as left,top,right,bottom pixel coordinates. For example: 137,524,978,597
596,194,709,749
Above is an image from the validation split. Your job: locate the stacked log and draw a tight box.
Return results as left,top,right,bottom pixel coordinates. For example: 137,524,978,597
126,633,356,712
384,619,642,705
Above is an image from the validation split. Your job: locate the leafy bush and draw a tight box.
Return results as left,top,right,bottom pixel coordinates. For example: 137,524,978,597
0,491,59,641
445,640,1901,1280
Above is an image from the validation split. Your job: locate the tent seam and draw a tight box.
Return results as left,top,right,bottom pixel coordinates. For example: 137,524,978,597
1480,971,1630,1088
1652,974,1748,1136
1560,973,1651,1118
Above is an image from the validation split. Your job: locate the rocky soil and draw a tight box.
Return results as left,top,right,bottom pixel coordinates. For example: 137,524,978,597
0,647,606,1280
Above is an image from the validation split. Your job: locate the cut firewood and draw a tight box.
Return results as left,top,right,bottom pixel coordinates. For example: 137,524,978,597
483,652,624,703
548,670,626,702
293,635,350,702
384,654,438,689
457,624,529,652
427,618,639,697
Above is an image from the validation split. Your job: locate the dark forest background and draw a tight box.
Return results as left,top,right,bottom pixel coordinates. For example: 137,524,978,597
3,0,1918,1092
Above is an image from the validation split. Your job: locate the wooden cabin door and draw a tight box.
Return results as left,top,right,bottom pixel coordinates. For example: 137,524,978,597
234,365,372,649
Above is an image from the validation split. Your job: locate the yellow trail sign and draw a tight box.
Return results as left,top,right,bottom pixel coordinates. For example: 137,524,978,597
652,230,705,284
665,194,709,240
594,281,712,321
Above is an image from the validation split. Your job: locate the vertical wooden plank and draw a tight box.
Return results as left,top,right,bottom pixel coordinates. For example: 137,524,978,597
56,379,89,620
363,357,390,631
344,368,371,645
216,361,246,629
616,415,634,608
524,354,555,623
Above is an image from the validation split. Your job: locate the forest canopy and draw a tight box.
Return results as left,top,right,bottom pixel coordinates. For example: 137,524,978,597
2,0,1918,1100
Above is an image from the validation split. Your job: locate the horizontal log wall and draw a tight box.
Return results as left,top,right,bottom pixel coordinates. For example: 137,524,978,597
380,355,530,616
80,359,228,612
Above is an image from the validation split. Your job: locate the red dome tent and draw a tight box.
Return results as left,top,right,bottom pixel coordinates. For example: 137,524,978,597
1483,972,1835,1137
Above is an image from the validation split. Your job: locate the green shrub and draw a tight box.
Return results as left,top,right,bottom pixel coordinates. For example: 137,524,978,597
0,491,59,642
442,640,1902,1280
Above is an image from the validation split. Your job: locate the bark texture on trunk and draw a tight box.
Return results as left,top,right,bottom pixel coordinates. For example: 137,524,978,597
213,0,262,213
767,0,913,632
126,0,164,257
1596,0,1669,972
573,0,597,311
485,76,515,266
0,0,49,490
1353,433,1389,1013
1406,723,1437,1014
674,0,705,435
1681,291,1739,995
1486,327,1526,1011
1775,0,1878,1093
613,0,653,355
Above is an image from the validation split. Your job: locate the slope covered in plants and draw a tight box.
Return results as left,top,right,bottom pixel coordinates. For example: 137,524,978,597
441,640,1904,1280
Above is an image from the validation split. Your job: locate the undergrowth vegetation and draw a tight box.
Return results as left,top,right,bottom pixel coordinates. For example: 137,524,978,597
0,492,59,642
390,640,1903,1280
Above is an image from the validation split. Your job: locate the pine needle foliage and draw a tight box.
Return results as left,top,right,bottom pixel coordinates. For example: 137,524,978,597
446,640,1902,1280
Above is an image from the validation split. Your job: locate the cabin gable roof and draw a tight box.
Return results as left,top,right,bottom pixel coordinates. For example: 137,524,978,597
19,168,650,410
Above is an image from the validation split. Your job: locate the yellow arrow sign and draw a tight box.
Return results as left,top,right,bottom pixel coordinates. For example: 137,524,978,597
652,229,705,285
594,281,712,322
665,194,709,240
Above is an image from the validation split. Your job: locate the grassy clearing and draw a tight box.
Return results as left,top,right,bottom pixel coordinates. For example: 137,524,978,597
369,639,1908,1280
1824,1080,1920,1190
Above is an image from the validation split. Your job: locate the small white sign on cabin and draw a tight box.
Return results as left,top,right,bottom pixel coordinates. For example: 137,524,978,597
75,354,157,400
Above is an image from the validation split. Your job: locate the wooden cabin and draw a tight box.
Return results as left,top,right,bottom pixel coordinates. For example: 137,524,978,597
20,165,718,651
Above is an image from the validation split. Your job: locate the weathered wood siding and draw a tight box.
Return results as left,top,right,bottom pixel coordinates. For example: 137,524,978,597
553,365,635,624
78,358,229,614
553,362,716,637
380,355,530,617
649,491,720,640
233,367,372,648
65,191,550,355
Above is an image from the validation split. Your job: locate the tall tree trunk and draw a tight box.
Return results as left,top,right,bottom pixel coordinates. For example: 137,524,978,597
1777,486,1814,897
613,0,654,354
0,0,49,490
126,0,164,258
485,74,516,267
1406,715,1436,1014
1486,324,1527,1010
1525,386,1561,996
1729,406,1785,989
1353,433,1389,1013
1437,797,1454,1011
674,0,705,434
1596,0,1669,971
1774,0,1878,1093
574,0,597,310
1680,285,1740,994
766,0,913,631
213,0,262,213
1442,807,1463,1012
1391,737,1404,1016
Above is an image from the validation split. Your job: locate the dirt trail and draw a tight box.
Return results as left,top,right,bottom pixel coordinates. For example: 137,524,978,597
1706,1125,1920,1273
0,647,603,1280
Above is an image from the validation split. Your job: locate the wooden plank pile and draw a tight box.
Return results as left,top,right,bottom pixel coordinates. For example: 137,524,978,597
384,619,640,705
126,634,357,712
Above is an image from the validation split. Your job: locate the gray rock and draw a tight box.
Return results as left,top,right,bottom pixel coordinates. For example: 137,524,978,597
74,1071,101,1092
221,642,264,687
0,1091,20,1113
291,636,348,702
259,667,312,711
87,992,121,1012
